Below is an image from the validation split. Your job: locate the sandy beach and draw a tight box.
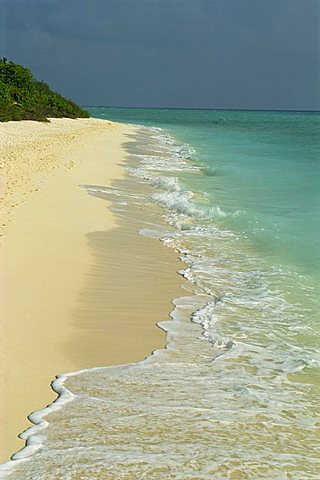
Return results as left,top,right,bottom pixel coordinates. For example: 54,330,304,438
0,118,183,462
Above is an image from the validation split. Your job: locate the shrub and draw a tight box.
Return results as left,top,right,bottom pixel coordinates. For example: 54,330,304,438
0,59,90,122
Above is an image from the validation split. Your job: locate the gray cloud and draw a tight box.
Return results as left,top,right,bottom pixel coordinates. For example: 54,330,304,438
1,0,319,109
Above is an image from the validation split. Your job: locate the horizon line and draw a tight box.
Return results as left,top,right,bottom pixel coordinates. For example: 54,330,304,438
83,105,320,113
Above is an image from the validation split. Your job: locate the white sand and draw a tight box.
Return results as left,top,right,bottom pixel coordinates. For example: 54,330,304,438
0,118,183,461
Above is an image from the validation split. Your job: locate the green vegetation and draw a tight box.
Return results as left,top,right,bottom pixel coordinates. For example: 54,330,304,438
0,59,89,122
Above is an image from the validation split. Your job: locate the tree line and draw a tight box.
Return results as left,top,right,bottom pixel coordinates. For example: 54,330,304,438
0,59,90,122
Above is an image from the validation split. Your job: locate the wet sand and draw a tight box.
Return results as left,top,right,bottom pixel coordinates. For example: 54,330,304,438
0,119,183,461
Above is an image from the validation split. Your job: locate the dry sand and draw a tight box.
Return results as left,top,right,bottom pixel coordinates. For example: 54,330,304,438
0,118,183,462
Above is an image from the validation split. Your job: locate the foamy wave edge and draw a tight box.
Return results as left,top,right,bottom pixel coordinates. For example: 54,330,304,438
0,351,172,477
0,367,102,477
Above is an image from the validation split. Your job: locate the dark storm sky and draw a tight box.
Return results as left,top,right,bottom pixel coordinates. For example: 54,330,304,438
1,0,319,109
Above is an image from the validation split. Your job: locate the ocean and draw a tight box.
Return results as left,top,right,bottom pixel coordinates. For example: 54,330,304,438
3,108,320,479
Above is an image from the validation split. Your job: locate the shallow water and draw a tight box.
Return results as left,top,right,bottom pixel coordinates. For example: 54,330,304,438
2,109,320,479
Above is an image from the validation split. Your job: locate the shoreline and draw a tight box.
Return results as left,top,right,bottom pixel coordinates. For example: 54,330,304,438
0,118,183,462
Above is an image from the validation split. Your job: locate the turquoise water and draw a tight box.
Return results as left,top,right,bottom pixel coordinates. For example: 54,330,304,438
83,107,319,477
4,108,320,479
82,107,320,477
90,108,320,279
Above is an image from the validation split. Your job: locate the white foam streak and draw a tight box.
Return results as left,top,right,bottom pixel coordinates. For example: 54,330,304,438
0,373,74,476
151,176,181,192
